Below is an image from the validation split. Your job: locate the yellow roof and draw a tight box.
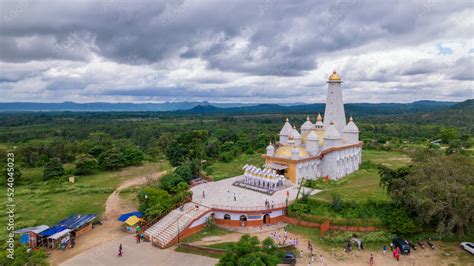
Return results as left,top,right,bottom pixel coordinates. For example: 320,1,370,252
275,145,309,158
301,130,325,145
125,216,142,226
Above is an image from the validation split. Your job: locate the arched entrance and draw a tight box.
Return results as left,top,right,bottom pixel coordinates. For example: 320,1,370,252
239,215,247,227
224,214,231,226
263,214,270,224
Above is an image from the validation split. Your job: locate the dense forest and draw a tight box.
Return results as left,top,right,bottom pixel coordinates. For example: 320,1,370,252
0,99,472,182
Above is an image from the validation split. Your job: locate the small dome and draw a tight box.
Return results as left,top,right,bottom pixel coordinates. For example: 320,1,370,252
307,130,319,141
279,118,292,136
324,121,341,140
291,126,301,139
343,116,359,133
266,142,275,150
329,70,341,81
315,113,324,128
275,145,309,158
301,116,314,131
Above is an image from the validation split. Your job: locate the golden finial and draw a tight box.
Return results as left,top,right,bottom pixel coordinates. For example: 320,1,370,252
306,116,310,121
329,70,341,81
286,117,289,122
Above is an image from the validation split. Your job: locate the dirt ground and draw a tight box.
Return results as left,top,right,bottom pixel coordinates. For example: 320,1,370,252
49,171,166,266
192,226,471,266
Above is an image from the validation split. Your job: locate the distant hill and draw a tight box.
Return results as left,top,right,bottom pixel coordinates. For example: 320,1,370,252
180,101,458,117
0,100,457,113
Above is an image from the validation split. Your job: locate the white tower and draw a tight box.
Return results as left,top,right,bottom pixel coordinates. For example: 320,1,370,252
323,70,346,134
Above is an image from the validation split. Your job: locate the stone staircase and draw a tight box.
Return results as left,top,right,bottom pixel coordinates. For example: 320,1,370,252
144,202,210,248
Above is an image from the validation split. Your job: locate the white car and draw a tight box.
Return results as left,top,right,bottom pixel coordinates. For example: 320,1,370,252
460,242,474,255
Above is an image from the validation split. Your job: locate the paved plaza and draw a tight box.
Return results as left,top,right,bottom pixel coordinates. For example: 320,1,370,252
61,235,218,266
191,176,317,209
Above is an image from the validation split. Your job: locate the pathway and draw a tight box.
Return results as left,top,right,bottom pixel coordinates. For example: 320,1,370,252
49,171,166,266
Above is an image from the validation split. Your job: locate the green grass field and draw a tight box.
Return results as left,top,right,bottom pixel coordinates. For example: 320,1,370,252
310,149,410,203
207,152,263,181
0,162,165,247
362,149,410,169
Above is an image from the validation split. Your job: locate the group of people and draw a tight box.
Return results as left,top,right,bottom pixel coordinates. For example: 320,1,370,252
300,241,324,266
269,229,299,247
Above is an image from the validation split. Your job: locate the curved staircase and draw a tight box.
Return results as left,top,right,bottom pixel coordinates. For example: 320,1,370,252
144,202,210,248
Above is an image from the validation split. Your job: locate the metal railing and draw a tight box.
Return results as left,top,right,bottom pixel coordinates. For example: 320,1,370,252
211,202,287,212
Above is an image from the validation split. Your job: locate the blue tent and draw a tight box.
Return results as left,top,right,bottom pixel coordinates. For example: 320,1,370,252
57,214,97,230
118,211,144,222
38,225,68,237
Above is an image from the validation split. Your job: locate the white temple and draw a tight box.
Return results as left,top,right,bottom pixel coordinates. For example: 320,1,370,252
259,70,362,184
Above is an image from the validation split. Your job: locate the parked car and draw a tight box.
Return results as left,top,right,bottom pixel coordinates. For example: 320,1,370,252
282,251,296,265
392,238,410,255
460,242,474,255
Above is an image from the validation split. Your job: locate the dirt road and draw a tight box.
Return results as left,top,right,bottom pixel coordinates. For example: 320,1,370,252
49,171,166,266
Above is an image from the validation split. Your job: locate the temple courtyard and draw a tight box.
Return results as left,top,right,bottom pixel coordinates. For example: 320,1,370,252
190,175,318,209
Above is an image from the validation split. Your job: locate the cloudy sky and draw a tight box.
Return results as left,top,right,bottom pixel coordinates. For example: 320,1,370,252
0,0,472,103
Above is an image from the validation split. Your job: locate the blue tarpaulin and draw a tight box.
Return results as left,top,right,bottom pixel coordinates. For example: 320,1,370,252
118,211,144,222
20,234,29,244
38,225,67,237
56,214,97,230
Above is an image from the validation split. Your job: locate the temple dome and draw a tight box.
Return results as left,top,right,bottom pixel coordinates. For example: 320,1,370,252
279,118,292,136
301,116,314,131
324,121,341,140
275,145,309,158
291,126,301,139
329,70,341,81
343,116,359,133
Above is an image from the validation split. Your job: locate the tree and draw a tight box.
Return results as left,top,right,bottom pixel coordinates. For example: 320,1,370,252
138,187,174,218
166,130,208,167
43,157,65,180
386,155,474,236
174,164,193,183
74,154,98,175
98,148,123,170
218,235,282,266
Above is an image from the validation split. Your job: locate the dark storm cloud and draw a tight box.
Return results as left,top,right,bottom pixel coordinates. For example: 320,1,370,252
0,0,472,103
1,0,470,74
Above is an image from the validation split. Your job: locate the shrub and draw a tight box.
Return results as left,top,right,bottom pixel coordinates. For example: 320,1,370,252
219,151,234,163
384,208,417,235
331,192,343,212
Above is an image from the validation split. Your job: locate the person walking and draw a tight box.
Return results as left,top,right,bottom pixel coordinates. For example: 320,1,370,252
383,245,387,254
300,249,304,259
233,193,237,201
390,242,394,251
135,234,140,243
117,244,123,257
369,254,374,265
202,190,205,198
319,254,324,265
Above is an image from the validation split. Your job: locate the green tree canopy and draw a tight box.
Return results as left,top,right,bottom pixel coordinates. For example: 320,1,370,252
43,157,65,180
74,154,98,175
384,155,474,236
218,235,282,266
